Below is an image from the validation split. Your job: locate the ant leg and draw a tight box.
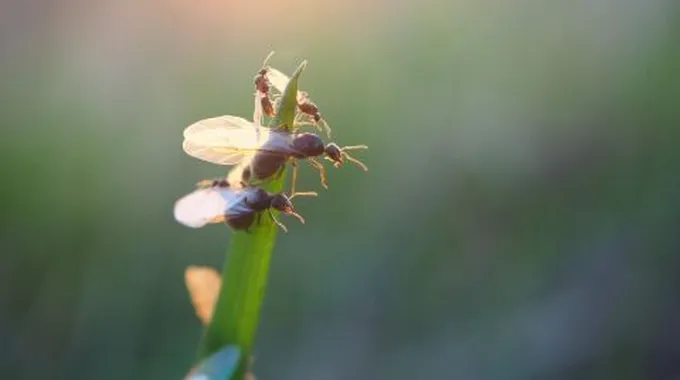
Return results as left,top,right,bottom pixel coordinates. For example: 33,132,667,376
307,157,329,189
288,121,302,134
293,113,316,129
268,209,288,233
253,93,263,125
311,118,323,134
289,160,318,199
294,112,304,125
271,163,286,180
319,118,332,139
271,95,281,110
273,124,289,133
261,96,275,119
195,179,214,188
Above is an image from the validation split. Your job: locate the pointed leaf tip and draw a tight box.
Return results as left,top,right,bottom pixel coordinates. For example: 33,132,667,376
271,60,308,130
291,60,308,79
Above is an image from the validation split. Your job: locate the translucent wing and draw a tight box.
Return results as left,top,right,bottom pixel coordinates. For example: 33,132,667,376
183,115,259,139
267,67,313,102
268,66,333,137
173,186,250,228
182,115,272,165
266,67,292,94
184,266,221,325
183,115,295,166
253,90,264,127
227,160,252,186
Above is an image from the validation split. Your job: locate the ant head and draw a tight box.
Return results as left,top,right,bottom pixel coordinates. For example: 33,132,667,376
268,194,305,231
291,133,325,158
254,69,270,93
270,194,295,214
324,143,344,168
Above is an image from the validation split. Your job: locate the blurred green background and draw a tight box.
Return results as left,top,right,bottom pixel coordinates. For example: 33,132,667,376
1,1,680,379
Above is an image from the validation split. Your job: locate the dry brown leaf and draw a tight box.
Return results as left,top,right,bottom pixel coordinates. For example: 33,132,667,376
184,265,222,325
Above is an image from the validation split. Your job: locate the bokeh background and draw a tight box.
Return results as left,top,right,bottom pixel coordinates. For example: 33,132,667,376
2,0,680,379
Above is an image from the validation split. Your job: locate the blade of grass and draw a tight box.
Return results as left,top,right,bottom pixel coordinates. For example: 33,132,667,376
196,61,307,380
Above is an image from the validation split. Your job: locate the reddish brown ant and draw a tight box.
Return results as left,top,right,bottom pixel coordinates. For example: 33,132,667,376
253,52,276,118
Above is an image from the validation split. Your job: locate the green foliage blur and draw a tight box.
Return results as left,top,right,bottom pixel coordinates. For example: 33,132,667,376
1,1,679,379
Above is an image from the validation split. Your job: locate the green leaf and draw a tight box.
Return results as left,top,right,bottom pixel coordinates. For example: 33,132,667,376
270,60,306,130
196,61,307,380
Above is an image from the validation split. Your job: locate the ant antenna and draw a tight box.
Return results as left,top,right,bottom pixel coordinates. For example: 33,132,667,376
289,191,318,199
341,145,369,150
287,210,306,224
319,118,332,139
261,51,275,68
282,194,307,224
338,145,369,171
269,209,288,233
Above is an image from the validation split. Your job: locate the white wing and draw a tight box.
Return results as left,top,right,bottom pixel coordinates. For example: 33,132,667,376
226,160,252,186
182,115,272,165
268,67,314,105
266,67,291,94
174,187,250,228
253,91,263,127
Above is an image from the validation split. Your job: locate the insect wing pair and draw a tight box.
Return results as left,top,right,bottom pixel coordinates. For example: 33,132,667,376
173,182,304,233
182,114,367,192
176,56,368,232
174,182,251,228
182,115,296,168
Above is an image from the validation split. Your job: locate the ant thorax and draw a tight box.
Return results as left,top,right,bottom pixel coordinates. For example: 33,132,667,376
244,187,271,211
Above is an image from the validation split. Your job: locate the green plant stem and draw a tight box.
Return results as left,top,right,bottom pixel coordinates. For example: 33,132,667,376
196,61,307,380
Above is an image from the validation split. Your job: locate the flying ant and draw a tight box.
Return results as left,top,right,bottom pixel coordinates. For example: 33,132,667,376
182,116,368,193
174,179,308,233
253,51,276,118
